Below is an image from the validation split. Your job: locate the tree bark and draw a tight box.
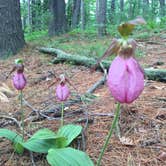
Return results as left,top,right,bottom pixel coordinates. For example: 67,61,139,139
96,0,107,37
48,0,67,36
120,0,124,11
22,0,27,30
31,0,36,30
110,0,115,23
28,0,31,27
0,0,25,58
71,0,81,28
80,0,86,30
38,47,166,82
159,0,165,16
143,0,149,18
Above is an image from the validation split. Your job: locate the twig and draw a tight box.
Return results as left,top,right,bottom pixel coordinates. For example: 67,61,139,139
30,151,36,166
86,63,107,94
0,115,21,127
88,112,114,117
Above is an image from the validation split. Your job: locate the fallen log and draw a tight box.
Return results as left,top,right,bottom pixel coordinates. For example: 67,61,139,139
38,47,166,82
38,47,110,70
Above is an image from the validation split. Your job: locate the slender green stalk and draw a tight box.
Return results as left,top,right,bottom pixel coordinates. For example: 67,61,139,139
97,103,121,166
61,102,64,126
20,90,24,140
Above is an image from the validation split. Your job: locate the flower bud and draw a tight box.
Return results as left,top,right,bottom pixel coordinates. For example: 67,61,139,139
12,72,26,90
56,84,70,101
107,56,144,103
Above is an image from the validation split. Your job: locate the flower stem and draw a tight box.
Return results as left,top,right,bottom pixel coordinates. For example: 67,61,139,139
97,103,121,166
20,90,24,141
61,102,64,126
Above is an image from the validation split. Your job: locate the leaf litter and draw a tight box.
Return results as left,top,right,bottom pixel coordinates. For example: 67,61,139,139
0,37,166,166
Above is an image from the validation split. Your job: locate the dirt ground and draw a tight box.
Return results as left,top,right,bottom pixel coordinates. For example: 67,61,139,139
0,36,166,166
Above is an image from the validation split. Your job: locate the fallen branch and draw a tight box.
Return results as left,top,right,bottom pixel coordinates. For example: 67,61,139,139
38,47,166,82
38,47,110,70
0,115,20,127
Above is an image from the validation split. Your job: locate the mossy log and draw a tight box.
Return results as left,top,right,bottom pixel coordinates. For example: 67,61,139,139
38,47,110,70
38,47,166,82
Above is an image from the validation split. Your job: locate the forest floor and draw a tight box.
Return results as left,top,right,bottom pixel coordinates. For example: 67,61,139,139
0,35,166,166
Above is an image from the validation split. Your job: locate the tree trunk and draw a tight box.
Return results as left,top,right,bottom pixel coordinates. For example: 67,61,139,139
119,0,124,22
71,0,81,28
22,0,27,30
48,0,67,36
159,0,165,16
0,0,25,58
120,0,124,11
96,0,107,37
142,0,149,18
110,0,115,23
80,0,86,30
31,0,36,30
28,0,31,27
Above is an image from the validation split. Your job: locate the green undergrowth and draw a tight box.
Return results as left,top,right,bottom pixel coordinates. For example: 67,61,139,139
25,22,165,59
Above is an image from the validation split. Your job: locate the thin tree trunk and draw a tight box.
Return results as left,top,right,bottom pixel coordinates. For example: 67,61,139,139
31,0,36,31
120,0,124,11
110,0,115,23
142,0,149,18
28,0,31,27
159,0,165,16
96,0,107,37
71,0,81,28
119,0,124,22
22,0,27,30
80,0,86,30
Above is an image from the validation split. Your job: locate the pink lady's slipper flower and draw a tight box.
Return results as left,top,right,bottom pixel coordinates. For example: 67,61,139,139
56,74,70,101
8,59,26,91
13,72,26,90
107,40,144,103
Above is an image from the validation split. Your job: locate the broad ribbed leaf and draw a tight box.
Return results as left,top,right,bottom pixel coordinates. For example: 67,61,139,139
14,142,24,154
22,128,66,153
47,147,94,166
29,128,57,140
0,129,23,143
57,124,82,146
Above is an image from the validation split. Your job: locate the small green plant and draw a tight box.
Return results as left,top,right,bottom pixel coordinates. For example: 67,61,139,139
0,124,94,166
1,60,94,165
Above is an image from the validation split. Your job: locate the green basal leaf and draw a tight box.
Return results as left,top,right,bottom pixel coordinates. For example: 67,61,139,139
57,124,82,146
22,128,67,153
29,128,57,140
14,142,24,154
0,129,23,143
0,129,24,154
47,147,94,166
23,138,57,153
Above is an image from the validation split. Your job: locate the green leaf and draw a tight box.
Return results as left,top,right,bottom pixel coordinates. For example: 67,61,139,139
57,124,82,146
23,138,57,153
0,129,24,154
0,129,23,143
29,128,57,140
47,147,94,166
14,142,24,154
22,128,66,153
